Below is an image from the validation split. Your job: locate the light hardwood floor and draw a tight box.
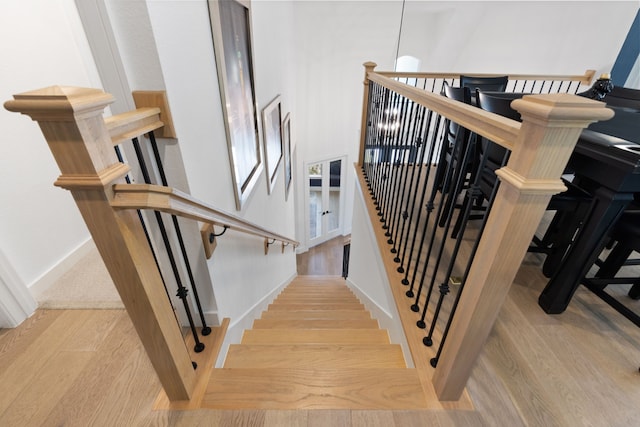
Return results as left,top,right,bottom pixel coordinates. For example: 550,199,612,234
1,244,639,425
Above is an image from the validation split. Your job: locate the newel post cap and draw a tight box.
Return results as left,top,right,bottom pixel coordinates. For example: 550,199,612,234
363,61,377,70
4,86,114,121
511,93,614,127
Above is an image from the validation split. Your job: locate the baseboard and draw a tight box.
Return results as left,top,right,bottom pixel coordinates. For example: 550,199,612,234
0,250,38,328
214,273,296,368
29,238,95,298
346,278,414,368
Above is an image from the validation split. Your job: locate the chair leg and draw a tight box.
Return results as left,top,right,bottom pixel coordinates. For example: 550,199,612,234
595,241,634,287
541,198,594,278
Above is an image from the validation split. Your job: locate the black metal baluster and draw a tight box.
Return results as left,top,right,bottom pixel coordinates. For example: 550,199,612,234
364,82,382,186
398,107,433,275
131,137,205,353
371,85,390,210
394,104,427,268
148,131,212,336
378,92,402,226
422,181,482,346
390,100,420,259
386,97,412,247
429,153,503,368
407,127,455,302
403,113,443,292
413,128,474,323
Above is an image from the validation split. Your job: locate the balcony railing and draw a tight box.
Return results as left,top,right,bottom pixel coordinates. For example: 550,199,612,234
356,62,612,400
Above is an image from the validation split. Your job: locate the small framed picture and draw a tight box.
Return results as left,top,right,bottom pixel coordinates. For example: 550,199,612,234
262,95,283,194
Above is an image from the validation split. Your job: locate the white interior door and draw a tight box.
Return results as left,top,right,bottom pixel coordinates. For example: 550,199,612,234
308,157,344,247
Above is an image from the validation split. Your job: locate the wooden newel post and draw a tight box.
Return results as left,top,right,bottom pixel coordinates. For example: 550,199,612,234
358,61,377,167
432,93,613,400
4,86,196,401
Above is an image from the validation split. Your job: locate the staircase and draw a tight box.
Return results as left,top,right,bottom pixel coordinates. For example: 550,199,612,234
202,276,430,409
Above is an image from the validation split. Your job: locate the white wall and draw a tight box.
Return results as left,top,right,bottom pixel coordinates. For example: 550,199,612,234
140,0,298,323
397,1,637,77
292,1,402,241
0,0,101,325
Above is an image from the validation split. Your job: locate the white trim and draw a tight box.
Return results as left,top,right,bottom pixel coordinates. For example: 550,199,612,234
214,273,296,368
0,250,37,328
74,0,136,114
305,155,347,249
29,238,95,298
346,272,414,368
344,167,414,367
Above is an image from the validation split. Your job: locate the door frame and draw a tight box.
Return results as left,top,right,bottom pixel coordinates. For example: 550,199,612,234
304,155,347,248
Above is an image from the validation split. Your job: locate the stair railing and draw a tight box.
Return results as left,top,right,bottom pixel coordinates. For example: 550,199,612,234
4,86,297,402
356,62,612,400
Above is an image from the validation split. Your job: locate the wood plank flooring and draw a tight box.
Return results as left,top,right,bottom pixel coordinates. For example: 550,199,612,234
1,242,639,425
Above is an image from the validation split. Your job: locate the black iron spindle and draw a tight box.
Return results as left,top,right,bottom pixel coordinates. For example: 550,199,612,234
397,107,433,275
386,97,412,246
148,131,212,336
389,99,418,253
403,113,444,291
413,128,474,323
393,104,426,265
131,137,205,353
429,152,503,367
378,91,403,225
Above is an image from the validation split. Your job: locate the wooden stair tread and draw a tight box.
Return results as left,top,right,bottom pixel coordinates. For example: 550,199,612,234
224,344,406,369
274,296,361,304
282,284,353,293
203,368,430,409
241,328,390,344
268,302,365,310
252,318,379,329
260,310,370,320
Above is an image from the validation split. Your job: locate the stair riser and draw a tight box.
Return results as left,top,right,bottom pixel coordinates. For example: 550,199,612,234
241,329,391,345
260,311,371,320
267,304,365,311
252,319,379,329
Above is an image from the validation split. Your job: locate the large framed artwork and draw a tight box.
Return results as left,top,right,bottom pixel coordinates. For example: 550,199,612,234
262,95,283,194
208,0,262,210
282,113,292,200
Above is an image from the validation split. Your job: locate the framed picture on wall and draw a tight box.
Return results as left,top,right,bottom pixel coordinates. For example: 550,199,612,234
208,0,262,210
282,113,292,200
262,95,283,194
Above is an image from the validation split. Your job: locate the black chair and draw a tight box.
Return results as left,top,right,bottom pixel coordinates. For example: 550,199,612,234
430,78,508,218
582,207,640,327
452,90,594,277
429,82,474,213
460,75,509,92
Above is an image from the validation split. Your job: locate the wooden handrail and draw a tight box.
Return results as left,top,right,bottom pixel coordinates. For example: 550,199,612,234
111,184,299,248
377,69,596,85
105,107,164,145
